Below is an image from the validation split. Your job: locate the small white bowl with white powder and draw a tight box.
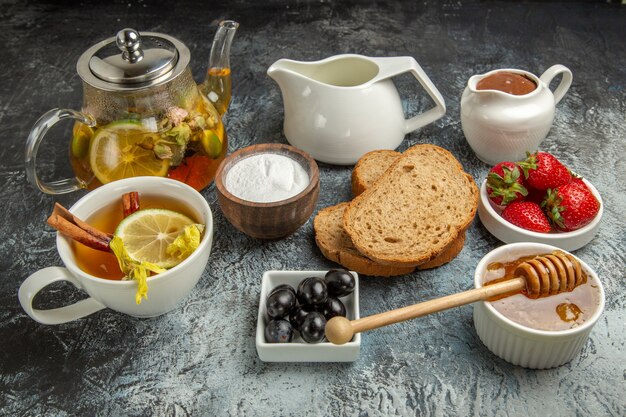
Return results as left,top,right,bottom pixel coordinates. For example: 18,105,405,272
224,153,310,203
215,144,320,239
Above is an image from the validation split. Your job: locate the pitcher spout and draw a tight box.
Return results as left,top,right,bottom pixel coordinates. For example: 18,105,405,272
267,59,308,84
467,73,487,93
201,20,239,115
266,59,314,102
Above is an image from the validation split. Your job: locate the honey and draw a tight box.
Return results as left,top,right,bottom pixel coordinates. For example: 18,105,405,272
483,254,601,331
72,194,200,280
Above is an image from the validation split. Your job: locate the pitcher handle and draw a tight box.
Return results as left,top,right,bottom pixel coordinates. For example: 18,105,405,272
25,108,96,194
372,57,446,134
539,65,573,105
18,266,106,325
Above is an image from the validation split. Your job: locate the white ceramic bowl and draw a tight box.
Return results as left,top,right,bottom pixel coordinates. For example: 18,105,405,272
256,270,360,362
477,178,603,251
473,242,605,369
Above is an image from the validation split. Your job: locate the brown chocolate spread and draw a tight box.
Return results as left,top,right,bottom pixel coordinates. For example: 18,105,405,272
476,71,537,95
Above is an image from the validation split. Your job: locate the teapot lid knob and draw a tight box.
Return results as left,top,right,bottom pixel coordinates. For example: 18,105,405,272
116,28,143,63
77,28,190,89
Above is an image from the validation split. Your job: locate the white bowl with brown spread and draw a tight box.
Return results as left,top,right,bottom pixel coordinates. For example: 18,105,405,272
473,242,605,369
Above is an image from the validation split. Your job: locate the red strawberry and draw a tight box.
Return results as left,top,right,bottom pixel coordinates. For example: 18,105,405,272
518,151,572,190
525,187,547,205
501,201,552,233
486,162,528,206
543,180,600,231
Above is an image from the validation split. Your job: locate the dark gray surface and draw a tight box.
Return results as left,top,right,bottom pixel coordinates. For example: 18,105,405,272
1,1,625,416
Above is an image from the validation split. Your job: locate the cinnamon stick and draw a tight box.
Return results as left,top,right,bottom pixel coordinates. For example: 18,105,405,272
122,192,140,218
47,214,111,252
47,203,111,252
52,203,112,242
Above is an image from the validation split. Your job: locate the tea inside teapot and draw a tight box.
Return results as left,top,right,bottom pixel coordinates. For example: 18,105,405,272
70,90,226,192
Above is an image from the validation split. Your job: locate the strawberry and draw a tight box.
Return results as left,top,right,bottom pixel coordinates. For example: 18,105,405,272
525,186,547,205
518,151,572,190
543,180,600,231
486,162,528,206
501,201,552,233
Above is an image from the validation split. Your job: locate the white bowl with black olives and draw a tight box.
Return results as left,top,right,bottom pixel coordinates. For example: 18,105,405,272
255,269,360,362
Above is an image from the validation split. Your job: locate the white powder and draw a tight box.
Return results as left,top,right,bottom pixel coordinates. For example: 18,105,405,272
225,153,310,203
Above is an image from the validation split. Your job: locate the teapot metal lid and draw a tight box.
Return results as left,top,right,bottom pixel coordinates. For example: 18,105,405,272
77,28,190,91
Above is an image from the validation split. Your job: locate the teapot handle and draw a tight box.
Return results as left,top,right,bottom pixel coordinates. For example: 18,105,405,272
539,65,573,105
25,108,96,194
371,57,446,134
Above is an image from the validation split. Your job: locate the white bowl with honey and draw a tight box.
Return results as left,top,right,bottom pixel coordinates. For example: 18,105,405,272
473,242,605,369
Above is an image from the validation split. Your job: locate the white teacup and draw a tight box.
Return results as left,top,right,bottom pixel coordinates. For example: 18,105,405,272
19,177,214,324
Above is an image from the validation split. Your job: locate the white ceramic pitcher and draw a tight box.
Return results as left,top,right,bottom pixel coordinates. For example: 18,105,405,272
461,65,573,165
267,54,446,165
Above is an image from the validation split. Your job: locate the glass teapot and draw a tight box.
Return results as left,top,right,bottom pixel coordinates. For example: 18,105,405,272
25,21,238,194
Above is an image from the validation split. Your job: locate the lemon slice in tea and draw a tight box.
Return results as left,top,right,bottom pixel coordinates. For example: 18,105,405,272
115,209,197,269
89,122,170,184
71,123,94,158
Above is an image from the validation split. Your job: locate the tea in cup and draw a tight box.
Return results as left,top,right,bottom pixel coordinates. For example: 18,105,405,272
19,177,214,324
461,65,572,165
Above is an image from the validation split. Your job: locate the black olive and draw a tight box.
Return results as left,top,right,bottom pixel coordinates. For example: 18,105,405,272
300,312,327,343
265,319,294,343
297,277,328,306
324,269,355,297
266,288,297,319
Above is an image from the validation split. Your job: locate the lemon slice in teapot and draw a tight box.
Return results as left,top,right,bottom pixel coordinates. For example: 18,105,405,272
71,123,94,158
89,122,170,184
200,129,223,158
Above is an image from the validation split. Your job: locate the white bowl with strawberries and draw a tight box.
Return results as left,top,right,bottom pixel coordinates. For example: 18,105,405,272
478,151,603,251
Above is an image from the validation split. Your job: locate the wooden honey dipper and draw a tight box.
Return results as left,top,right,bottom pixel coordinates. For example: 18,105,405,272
325,251,586,345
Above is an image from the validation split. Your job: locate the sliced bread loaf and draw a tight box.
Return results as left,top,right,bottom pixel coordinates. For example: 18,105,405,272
343,144,479,267
351,150,402,197
314,203,416,277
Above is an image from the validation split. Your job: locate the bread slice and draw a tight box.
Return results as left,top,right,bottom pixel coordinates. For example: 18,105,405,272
416,228,466,270
352,150,402,197
314,202,465,274
314,203,415,277
343,144,479,267
352,148,468,269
